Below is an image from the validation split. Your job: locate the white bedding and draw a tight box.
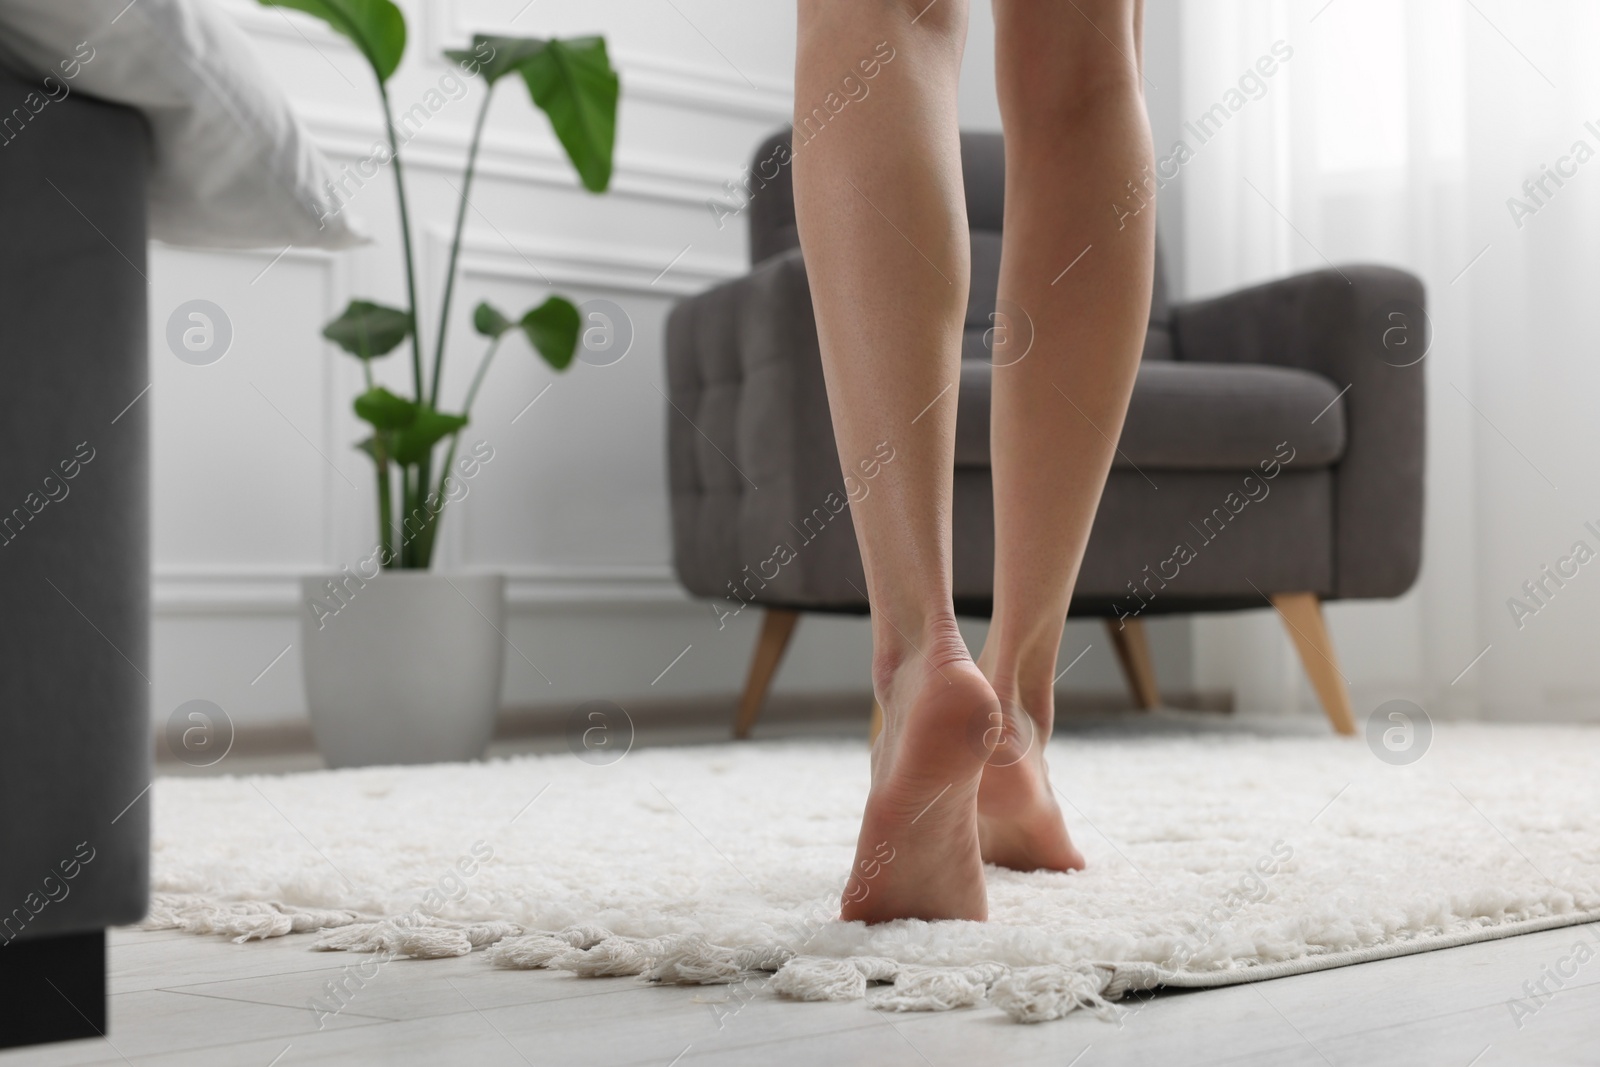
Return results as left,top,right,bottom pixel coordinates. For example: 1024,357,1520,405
0,0,363,250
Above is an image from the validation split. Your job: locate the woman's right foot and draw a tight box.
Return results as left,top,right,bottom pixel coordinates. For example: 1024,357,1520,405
973,669,1086,873
840,651,996,923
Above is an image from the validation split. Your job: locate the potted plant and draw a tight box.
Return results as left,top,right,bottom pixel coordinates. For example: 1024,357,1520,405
263,0,619,766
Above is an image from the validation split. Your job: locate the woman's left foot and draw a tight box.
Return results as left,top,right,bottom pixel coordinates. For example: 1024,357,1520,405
841,656,995,923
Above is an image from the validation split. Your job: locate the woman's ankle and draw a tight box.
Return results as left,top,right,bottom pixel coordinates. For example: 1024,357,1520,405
870,611,970,698
976,632,1062,723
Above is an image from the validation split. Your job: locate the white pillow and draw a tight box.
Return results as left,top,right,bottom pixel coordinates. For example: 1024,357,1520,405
0,0,363,249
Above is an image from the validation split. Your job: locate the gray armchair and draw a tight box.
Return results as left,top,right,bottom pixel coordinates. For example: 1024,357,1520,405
666,130,1424,738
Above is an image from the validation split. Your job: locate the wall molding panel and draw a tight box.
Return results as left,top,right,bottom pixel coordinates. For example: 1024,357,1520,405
435,227,742,299
154,564,684,615
416,1,793,121
298,104,751,215
226,2,793,124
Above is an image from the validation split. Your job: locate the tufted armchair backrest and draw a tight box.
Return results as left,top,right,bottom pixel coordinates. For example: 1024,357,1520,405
739,128,1170,361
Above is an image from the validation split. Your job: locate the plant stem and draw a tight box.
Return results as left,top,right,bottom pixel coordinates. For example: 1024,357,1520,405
414,494,441,571
436,439,459,512
412,91,496,553
376,450,394,568
378,83,427,570
414,455,452,572
431,88,495,410
462,336,501,418
400,464,417,568
424,435,458,570
378,83,424,404
423,335,501,559
414,446,432,566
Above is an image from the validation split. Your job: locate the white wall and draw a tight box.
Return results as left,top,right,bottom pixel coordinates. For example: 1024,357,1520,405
152,0,1192,732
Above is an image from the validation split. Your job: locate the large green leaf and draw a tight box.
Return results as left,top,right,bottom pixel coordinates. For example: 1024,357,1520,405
519,37,618,193
258,0,407,83
353,386,418,430
355,434,393,463
393,407,469,465
473,301,515,339
521,297,580,371
322,300,412,360
445,34,548,85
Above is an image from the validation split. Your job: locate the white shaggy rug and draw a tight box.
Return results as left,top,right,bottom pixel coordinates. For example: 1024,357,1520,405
145,723,1600,1023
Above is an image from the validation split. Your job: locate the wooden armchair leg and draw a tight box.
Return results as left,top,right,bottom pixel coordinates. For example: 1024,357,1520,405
1270,593,1358,736
1106,618,1161,710
733,609,800,740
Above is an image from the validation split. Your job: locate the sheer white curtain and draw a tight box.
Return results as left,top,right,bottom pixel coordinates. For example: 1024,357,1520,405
1172,0,1600,722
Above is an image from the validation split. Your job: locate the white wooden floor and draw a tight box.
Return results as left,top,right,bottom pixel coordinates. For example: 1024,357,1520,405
7,711,1598,1066
3,918,1598,1066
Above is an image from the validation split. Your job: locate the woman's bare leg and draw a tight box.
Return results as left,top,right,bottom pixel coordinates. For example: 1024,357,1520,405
976,0,1155,871
794,0,995,922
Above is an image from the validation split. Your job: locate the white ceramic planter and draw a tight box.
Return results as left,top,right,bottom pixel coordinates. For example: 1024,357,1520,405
299,571,505,767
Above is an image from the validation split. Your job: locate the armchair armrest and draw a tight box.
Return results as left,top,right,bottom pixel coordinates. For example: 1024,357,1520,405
665,246,866,611
1170,265,1426,600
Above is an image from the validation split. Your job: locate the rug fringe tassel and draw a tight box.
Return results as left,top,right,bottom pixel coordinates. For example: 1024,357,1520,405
486,931,591,969
311,917,524,959
143,893,1126,1021
643,936,793,985
869,962,1007,1013
142,893,372,943
550,935,673,977
990,964,1124,1023
769,956,898,1002
768,956,1122,1023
